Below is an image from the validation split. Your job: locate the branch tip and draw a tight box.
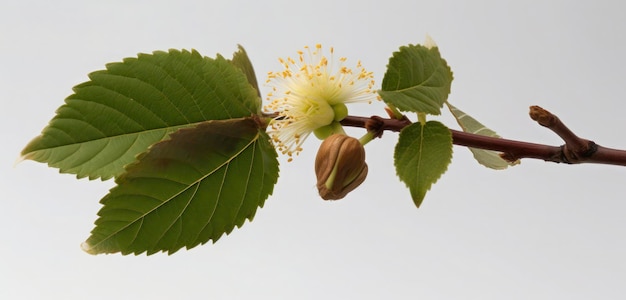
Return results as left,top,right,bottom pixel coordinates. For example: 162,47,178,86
529,105,556,127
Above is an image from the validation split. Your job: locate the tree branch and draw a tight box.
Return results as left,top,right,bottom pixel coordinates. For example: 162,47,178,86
340,106,626,167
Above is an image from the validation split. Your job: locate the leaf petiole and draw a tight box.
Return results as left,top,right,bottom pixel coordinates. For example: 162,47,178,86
417,112,427,126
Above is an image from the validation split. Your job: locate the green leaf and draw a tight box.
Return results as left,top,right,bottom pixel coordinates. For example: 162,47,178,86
82,117,279,255
394,121,452,208
446,103,519,169
379,44,453,115
21,49,259,180
229,45,261,101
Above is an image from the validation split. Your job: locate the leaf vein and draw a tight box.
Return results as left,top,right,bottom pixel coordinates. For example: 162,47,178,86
87,130,261,251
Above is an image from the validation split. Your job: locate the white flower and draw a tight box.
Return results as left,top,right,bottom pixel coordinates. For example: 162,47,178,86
264,44,377,161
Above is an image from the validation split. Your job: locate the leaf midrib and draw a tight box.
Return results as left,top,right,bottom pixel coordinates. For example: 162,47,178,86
23,121,205,157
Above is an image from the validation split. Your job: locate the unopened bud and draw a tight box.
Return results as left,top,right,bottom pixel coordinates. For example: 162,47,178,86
315,134,368,200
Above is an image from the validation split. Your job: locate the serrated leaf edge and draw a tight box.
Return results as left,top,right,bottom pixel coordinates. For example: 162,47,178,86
82,127,262,254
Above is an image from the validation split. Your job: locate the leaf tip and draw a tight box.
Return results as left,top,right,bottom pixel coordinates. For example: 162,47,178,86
409,186,427,209
80,241,97,255
413,198,424,209
13,155,27,167
423,34,437,49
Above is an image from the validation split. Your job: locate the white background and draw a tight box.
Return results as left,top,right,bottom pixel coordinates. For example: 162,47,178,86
2,0,625,299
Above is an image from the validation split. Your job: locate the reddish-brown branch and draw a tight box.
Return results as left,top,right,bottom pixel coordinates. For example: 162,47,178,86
340,106,626,166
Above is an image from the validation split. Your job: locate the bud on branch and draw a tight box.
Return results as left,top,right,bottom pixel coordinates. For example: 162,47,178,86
315,134,368,200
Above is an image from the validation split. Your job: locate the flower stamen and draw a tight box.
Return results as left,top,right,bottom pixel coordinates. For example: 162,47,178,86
264,45,378,160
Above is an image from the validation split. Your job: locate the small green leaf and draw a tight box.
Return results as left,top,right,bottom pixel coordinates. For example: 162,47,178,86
394,121,452,208
379,44,453,115
21,49,259,180
229,45,261,101
446,103,519,169
82,117,279,255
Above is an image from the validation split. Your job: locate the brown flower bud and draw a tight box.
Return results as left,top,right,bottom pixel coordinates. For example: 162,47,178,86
315,134,368,200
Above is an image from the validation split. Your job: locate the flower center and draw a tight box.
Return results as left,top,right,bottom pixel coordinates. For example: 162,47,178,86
287,96,334,129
